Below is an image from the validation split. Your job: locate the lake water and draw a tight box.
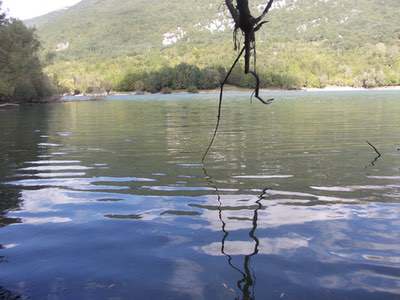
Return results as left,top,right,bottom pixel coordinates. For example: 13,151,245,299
0,91,399,299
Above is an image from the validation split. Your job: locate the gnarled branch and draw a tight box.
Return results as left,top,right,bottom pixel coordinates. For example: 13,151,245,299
202,0,275,162
225,0,239,24
255,0,274,23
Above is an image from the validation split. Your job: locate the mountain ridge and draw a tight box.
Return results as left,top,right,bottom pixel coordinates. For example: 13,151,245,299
21,0,400,92
27,0,400,59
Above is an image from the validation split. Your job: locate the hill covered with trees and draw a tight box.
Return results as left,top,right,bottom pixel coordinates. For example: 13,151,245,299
26,0,400,93
0,1,56,102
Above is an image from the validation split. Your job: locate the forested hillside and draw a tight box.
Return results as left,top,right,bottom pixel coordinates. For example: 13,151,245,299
27,0,400,92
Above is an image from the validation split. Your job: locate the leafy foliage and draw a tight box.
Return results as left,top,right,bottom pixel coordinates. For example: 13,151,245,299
0,2,56,102
45,42,400,93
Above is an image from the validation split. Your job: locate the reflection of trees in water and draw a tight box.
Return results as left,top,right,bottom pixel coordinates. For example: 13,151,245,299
204,168,267,300
0,285,22,300
0,108,49,226
0,108,52,298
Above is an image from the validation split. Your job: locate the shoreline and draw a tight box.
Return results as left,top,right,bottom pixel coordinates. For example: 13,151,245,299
2,85,400,106
303,85,400,92
104,85,400,97
112,85,400,95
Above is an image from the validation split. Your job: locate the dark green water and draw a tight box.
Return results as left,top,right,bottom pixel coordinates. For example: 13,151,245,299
0,91,399,299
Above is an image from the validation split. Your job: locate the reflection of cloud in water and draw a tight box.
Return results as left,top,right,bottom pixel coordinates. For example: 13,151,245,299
168,259,204,300
368,176,400,180
233,175,293,179
286,267,400,296
311,185,400,192
3,243,18,249
143,186,237,192
19,165,92,171
176,163,204,168
310,186,354,192
143,186,214,192
21,216,72,225
331,252,400,265
25,160,81,164
11,188,189,223
200,235,309,256
19,188,89,212
56,132,72,137
38,143,62,147
8,176,156,191
195,193,364,232
318,271,400,295
16,172,86,178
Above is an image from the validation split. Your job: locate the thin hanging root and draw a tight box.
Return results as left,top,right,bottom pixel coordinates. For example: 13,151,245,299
202,47,245,163
249,71,274,105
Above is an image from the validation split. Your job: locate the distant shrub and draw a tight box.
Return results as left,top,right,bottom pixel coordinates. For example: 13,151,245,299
187,86,199,93
100,80,113,95
134,80,145,92
161,87,172,94
148,87,159,94
14,79,37,101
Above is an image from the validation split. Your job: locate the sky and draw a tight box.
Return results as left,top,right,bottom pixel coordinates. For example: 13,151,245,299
2,0,81,20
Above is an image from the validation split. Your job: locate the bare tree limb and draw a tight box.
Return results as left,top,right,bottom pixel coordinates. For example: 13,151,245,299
225,0,239,24
202,46,246,163
202,0,275,162
249,70,274,104
255,0,274,23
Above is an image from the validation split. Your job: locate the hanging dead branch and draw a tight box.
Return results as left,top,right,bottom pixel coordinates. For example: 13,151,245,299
202,0,275,162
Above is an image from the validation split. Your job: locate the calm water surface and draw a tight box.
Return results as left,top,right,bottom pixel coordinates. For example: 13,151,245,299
0,91,399,299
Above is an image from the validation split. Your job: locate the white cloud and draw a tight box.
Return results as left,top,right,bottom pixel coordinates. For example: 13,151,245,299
2,0,81,20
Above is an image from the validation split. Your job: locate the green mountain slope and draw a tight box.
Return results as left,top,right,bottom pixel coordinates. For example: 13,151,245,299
23,0,400,92
27,0,400,58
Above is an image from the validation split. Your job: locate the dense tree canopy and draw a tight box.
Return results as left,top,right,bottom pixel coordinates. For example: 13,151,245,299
46,40,400,95
0,1,55,102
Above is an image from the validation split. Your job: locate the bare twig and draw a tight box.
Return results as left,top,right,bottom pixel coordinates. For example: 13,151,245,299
366,141,382,166
255,0,274,23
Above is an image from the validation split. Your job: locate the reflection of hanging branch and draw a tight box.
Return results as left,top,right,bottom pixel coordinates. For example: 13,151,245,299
202,0,275,162
202,167,246,277
366,140,382,166
203,166,268,300
237,188,267,300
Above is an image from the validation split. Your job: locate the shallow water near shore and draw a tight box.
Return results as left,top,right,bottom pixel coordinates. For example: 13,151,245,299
0,91,399,299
